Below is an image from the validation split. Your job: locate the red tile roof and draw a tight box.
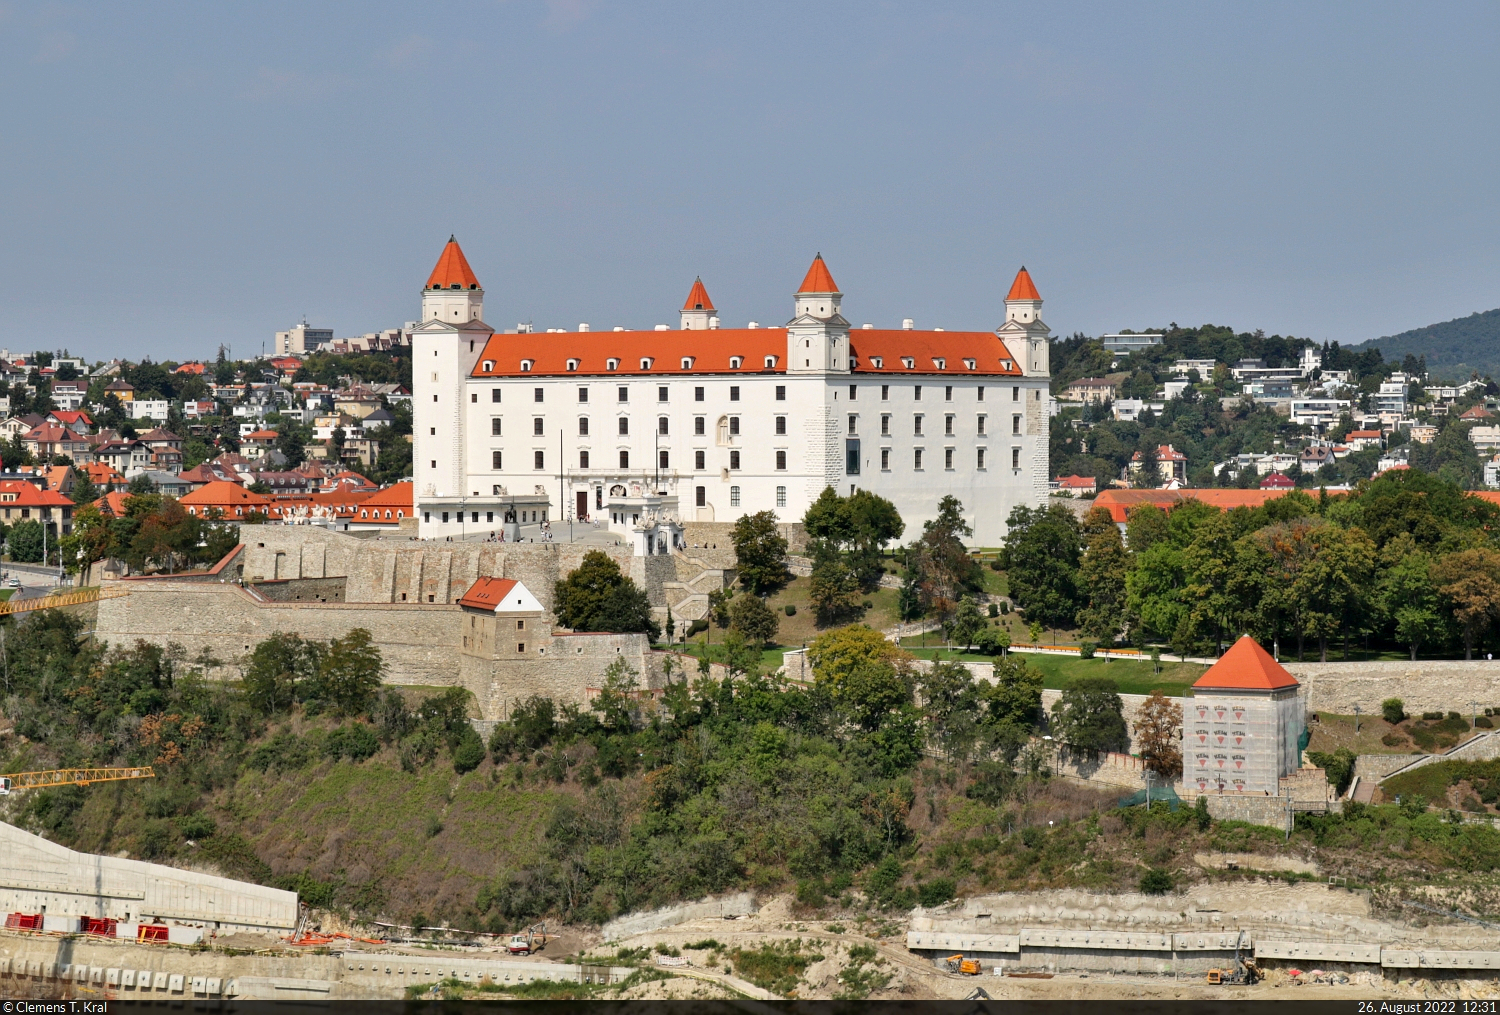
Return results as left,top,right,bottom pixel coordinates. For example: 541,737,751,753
1055,474,1096,490
682,277,715,312
1259,472,1296,488
48,410,93,427
1006,266,1041,301
470,328,1024,378
425,236,481,290
0,480,72,508
173,362,206,375
1193,635,1299,691
179,481,271,516
1092,488,1307,525
796,254,839,294
1346,430,1383,439
457,577,518,611
243,429,279,442
359,482,413,512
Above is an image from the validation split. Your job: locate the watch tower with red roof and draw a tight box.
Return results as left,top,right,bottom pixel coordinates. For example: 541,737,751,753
997,266,1051,378
785,253,851,375
1183,635,1306,797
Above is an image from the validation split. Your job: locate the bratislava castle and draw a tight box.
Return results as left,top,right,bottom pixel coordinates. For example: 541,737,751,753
411,238,1050,546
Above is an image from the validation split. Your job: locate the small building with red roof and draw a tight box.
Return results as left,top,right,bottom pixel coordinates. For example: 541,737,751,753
349,481,413,529
1183,635,1304,797
1259,471,1296,489
179,481,271,519
0,480,73,532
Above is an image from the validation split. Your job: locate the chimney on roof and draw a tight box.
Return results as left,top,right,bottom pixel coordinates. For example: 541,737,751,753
902,319,914,330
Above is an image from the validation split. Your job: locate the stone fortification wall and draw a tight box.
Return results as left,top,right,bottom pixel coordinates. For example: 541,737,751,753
460,631,656,718
96,581,462,688
680,521,806,566
249,577,347,603
1286,660,1500,714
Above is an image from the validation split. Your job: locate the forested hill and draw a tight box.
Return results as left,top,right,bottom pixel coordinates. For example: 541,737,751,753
1352,308,1500,382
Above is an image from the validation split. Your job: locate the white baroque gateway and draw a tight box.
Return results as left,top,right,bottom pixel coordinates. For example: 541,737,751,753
411,239,1051,546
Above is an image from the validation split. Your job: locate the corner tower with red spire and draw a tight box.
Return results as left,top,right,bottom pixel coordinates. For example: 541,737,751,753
680,277,717,331
422,235,486,324
997,266,1050,378
786,253,850,374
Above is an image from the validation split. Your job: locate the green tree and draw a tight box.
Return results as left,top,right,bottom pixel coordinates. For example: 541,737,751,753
590,580,661,640
728,592,780,648
809,558,863,626
1126,504,1170,554
919,659,980,759
896,572,924,622
554,550,659,638
1049,676,1128,755
242,632,322,715
1076,509,1129,644
592,656,639,731
315,628,384,716
946,595,985,649
1432,547,1500,660
731,510,793,597
7,520,44,563
977,655,1043,758
1001,503,1081,630
1376,533,1442,660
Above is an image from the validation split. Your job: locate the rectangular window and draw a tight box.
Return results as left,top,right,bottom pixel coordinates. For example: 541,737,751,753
534,450,544,470
978,386,985,401
914,414,923,436
658,417,669,435
775,385,786,401
696,485,706,507
1012,386,1020,401
517,643,525,653
945,448,954,470
578,417,589,436
620,450,630,468
914,448,923,470
659,450,669,469
1013,414,1022,434
578,386,589,402
729,386,740,401
471,392,477,403
776,485,786,507
618,385,628,402
776,450,786,470
472,511,479,523
881,384,889,401
945,414,954,436
695,386,705,401
914,385,922,401
1012,447,1021,469
534,387,544,403
729,450,741,470
881,448,890,470
695,450,705,470
881,414,890,436
618,417,629,436
730,486,741,507
579,450,589,468
658,385,668,402
492,451,502,469
442,512,449,523
694,416,706,435
775,416,786,435
729,417,740,436
945,385,953,401
849,384,857,400
491,418,502,436
846,438,861,475
487,511,494,522
977,447,986,469
492,389,502,403
533,418,544,436
977,415,986,435
848,414,857,434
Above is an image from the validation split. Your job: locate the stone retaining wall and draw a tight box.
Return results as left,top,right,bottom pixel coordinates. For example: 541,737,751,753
1285,660,1500,714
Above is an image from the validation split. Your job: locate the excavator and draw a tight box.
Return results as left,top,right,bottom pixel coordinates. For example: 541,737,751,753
0,767,155,795
945,953,982,975
1206,932,1259,985
507,923,549,955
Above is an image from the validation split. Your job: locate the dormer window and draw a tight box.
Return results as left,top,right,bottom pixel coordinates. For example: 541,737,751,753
963,358,976,370
482,360,495,372
764,355,777,369
933,358,946,370
640,358,653,371
729,356,743,370
902,357,915,370
607,358,620,371
566,359,579,372
450,283,461,290
520,359,534,372
681,357,695,370
871,357,883,369
1001,359,1013,371
849,358,857,370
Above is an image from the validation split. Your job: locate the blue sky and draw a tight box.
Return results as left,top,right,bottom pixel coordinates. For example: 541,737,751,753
1,1,1496,361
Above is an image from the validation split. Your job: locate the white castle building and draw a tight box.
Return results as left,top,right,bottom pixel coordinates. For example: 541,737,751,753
411,238,1051,546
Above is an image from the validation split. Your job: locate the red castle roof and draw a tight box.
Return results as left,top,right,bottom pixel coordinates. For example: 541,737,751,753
1193,635,1299,691
796,254,839,294
426,236,481,290
1007,266,1041,301
682,277,715,312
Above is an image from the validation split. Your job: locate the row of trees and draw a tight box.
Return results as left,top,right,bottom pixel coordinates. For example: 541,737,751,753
1004,470,1500,660
61,491,240,576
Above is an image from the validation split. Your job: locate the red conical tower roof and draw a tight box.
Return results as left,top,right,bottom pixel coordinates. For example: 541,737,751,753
682,277,715,312
797,253,839,294
1192,635,1299,691
1006,266,1041,301
426,235,481,290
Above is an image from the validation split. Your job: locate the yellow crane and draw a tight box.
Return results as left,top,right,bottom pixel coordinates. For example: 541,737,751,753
0,767,155,795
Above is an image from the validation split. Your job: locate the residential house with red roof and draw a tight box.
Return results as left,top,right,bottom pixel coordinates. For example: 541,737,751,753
47,410,94,434
0,480,74,533
23,424,91,463
1259,471,1296,489
1053,474,1097,494
410,239,1052,545
179,481,271,519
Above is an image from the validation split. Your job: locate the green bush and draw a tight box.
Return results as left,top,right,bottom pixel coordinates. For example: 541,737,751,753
1078,641,1096,660
452,725,486,773
1194,795,1211,831
176,813,217,840
918,877,956,908
1423,711,1444,721
1382,698,1406,724
988,603,999,618
1479,717,1495,729
1139,868,1173,894
784,604,796,617
325,722,380,762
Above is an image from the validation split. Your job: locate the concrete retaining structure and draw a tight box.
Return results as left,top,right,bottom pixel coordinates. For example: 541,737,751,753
600,892,758,942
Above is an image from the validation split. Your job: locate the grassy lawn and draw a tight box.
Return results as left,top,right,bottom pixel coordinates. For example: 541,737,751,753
892,643,1201,697
0,590,12,602
1305,711,1442,756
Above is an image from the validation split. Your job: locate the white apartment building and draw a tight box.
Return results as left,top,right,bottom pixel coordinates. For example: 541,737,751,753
411,239,1051,546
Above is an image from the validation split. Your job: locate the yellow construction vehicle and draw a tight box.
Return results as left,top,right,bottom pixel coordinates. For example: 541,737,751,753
1207,933,1258,985
0,767,155,794
945,954,982,975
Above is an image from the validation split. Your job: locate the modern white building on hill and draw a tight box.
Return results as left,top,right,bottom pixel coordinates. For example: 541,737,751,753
411,238,1052,546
